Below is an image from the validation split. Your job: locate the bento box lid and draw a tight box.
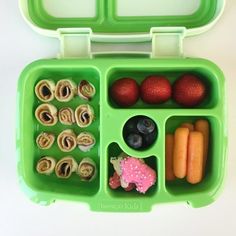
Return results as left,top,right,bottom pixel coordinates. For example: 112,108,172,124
19,0,225,58
20,0,224,35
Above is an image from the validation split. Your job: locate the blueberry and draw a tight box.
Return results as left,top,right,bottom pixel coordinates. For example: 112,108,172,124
137,118,156,134
123,118,139,136
143,131,157,148
126,133,143,149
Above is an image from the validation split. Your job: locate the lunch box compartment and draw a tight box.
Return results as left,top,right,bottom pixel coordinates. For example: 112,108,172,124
107,142,158,197
107,66,219,109
165,116,223,196
18,62,101,197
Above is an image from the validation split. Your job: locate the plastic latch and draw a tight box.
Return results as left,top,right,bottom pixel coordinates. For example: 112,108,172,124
151,27,186,58
58,28,92,59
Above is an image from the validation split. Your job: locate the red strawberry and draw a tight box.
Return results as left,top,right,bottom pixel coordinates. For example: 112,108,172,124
140,76,172,104
110,78,139,107
173,74,206,107
124,183,136,192
109,172,121,189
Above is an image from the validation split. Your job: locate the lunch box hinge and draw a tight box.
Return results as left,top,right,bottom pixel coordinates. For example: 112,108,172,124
151,27,186,58
58,28,92,59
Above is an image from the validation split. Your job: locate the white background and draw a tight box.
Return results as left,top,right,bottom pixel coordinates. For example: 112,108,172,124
0,1,236,236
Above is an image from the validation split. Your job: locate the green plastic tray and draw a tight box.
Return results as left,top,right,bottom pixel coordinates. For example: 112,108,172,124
17,58,227,212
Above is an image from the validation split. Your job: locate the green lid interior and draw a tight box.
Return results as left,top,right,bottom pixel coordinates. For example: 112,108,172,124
28,0,218,33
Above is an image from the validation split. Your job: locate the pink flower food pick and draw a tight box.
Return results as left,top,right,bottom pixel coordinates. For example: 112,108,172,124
120,157,156,194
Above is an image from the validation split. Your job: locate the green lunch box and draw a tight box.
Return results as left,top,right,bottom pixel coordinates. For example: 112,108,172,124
17,0,227,212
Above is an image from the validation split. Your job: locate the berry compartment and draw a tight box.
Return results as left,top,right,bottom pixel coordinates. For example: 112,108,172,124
107,64,219,109
18,61,101,198
122,115,158,151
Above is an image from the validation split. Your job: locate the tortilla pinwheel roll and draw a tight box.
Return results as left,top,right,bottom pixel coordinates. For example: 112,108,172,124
78,80,96,101
35,104,58,126
35,80,55,102
55,79,77,102
58,107,75,125
77,132,96,152
75,104,94,128
36,132,55,149
77,158,97,181
55,156,78,179
57,129,77,152
36,157,56,175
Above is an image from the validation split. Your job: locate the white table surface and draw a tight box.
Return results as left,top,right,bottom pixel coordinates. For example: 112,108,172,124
0,1,236,235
